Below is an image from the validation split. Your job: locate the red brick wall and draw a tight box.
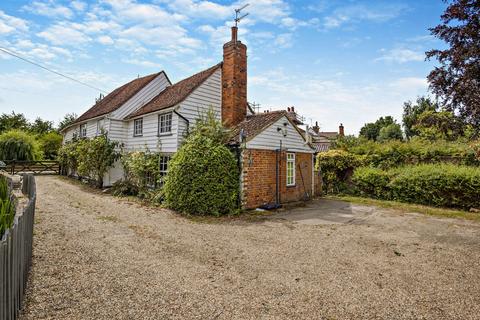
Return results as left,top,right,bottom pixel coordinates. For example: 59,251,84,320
241,149,314,209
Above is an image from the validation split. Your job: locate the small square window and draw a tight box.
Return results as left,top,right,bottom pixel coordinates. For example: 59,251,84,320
158,112,172,135
134,118,143,136
286,153,295,186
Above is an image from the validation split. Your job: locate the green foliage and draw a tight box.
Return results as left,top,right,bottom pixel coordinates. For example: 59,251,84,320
402,97,438,139
29,117,54,135
352,164,480,210
58,113,78,132
316,149,361,194
331,135,367,150
58,135,120,188
359,116,399,141
163,133,239,215
413,110,464,141
0,130,42,161
119,150,164,197
377,123,403,142
38,132,63,160
0,112,29,133
111,179,139,197
0,176,15,237
188,108,231,144
345,138,479,169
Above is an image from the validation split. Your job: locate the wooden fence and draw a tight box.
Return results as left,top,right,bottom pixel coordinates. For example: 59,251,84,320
1,161,60,175
0,174,36,320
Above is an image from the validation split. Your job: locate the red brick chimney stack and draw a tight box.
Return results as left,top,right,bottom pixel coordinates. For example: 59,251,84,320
313,121,320,134
222,26,247,127
339,123,345,136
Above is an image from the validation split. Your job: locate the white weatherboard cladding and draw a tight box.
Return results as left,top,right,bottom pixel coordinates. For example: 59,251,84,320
110,73,171,120
63,126,76,142
63,118,103,142
247,116,314,153
108,119,127,142
125,111,178,153
177,68,222,144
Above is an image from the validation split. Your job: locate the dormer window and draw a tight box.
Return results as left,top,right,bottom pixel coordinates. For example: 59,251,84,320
134,118,143,137
158,112,172,135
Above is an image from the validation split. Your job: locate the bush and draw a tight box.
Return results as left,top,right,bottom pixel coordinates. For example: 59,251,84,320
0,176,15,237
316,149,361,194
0,130,41,161
121,150,162,193
352,164,480,210
163,134,239,215
38,132,63,160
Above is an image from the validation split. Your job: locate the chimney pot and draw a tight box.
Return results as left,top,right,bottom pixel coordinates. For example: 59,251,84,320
231,26,238,42
291,106,295,112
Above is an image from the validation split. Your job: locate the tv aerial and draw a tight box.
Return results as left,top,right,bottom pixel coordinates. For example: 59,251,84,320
234,4,249,27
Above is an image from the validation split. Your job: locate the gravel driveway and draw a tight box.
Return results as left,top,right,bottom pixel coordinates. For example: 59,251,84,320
20,176,480,320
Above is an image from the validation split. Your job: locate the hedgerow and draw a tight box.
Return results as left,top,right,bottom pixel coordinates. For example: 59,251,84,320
0,130,42,161
316,150,362,194
163,134,239,215
352,164,480,210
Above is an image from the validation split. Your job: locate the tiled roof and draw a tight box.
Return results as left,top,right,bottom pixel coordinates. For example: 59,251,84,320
229,110,289,143
318,131,338,139
313,142,331,152
74,72,162,124
127,63,222,118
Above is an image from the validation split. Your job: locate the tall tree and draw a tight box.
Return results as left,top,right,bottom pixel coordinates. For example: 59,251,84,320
0,112,29,133
359,116,397,141
426,0,480,126
58,113,78,131
402,96,439,139
30,117,54,135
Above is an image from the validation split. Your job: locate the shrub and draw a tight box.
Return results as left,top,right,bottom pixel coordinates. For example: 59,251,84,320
0,130,41,161
352,164,480,210
316,149,361,194
0,176,15,237
121,150,162,193
38,132,63,160
111,179,139,197
163,134,239,215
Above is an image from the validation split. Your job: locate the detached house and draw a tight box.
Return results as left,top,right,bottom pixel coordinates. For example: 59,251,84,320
62,27,315,209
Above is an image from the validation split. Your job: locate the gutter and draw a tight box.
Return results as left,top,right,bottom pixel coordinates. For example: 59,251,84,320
173,109,189,135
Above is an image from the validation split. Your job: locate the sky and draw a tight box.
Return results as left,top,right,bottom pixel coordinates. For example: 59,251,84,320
0,0,447,134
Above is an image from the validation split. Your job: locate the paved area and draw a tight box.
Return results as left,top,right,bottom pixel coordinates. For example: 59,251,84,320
20,176,480,320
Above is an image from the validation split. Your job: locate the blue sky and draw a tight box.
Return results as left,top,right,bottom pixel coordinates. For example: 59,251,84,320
0,0,447,134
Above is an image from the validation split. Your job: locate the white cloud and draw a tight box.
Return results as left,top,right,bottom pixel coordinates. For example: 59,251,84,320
123,58,163,68
37,24,91,45
390,77,428,91
0,10,29,34
97,35,114,45
165,0,231,19
23,1,74,19
376,48,424,63
71,1,87,12
322,4,408,29
274,33,293,48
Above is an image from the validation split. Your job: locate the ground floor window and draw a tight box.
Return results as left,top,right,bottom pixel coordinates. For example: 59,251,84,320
286,153,295,186
158,155,171,185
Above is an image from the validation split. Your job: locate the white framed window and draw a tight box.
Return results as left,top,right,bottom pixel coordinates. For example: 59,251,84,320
79,124,87,138
158,155,170,186
286,153,295,186
133,118,143,137
158,112,172,135
96,119,105,135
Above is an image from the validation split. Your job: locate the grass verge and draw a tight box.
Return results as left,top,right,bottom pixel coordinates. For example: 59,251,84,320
326,195,480,222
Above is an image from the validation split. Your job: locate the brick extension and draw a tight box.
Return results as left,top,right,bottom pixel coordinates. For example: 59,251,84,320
241,149,314,209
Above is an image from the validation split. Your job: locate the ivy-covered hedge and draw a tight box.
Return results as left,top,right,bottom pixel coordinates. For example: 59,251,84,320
316,150,361,194
352,164,480,210
346,138,479,169
163,134,239,215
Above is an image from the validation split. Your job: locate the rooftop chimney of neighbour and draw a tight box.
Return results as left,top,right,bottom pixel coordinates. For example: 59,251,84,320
339,123,345,136
313,121,320,134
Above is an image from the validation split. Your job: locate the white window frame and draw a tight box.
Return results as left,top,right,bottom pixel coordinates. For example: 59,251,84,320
96,119,105,135
79,123,87,138
286,152,295,187
158,112,172,135
133,118,143,137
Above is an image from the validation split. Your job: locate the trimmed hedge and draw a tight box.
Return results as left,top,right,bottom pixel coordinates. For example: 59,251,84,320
163,134,239,215
352,164,480,210
316,150,361,194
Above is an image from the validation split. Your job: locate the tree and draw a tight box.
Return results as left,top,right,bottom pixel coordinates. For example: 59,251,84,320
30,117,54,135
0,130,42,161
38,132,63,160
402,97,439,139
359,116,397,141
413,110,464,141
58,113,78,131
377,123,403,142
0,112,29,133
426,0,480,127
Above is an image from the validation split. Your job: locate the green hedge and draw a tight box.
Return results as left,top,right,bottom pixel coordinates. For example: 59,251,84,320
347,138,479,169
0,176,15,237
316,150,361,194
352,164,480,210
163,134,239,215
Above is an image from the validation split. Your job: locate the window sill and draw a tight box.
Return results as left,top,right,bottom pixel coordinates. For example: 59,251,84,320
133,134,143,137
286,184,296,188
157,132,173,137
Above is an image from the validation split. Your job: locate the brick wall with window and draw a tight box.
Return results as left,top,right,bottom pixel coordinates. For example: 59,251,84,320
241,149,313,209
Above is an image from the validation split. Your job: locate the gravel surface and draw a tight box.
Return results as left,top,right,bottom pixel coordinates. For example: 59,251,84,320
19,176,480,320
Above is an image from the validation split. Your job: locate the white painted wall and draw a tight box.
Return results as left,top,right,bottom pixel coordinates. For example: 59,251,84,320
110,72,171,120
247,116,315,153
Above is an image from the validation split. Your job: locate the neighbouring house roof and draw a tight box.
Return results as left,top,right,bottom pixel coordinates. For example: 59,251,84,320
313,143,331,152
229,110,307,144
318,131,338,139
73,71,164,125
127,63,222,119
